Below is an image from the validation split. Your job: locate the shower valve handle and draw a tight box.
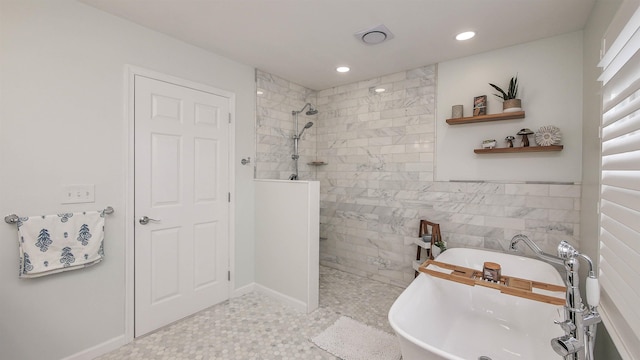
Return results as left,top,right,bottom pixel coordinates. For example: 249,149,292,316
554,319,576,333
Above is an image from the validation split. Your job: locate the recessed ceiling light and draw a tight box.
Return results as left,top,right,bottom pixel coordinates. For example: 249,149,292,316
456,31,476,41
374,88,386,93
257,90,264,95
336,66,350,73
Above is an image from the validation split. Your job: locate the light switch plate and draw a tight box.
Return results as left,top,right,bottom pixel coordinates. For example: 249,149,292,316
61,184,95,204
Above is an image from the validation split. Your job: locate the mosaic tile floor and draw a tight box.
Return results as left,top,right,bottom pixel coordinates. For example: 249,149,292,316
97,266,406,359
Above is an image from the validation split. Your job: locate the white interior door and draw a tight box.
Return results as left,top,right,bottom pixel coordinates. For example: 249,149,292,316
134,75,230,337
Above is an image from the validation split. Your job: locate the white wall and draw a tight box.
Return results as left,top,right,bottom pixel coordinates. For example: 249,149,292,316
254,180,319,312
437,32,584,182
0,1,255,359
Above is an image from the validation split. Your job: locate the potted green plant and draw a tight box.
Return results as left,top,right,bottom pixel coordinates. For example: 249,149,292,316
489,75,522,113
431,238,447,258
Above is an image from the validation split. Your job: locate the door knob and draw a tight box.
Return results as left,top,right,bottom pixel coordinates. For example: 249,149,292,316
139,216,160,225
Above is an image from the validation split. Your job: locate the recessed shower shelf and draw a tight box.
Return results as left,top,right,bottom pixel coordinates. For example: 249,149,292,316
307,161,328,166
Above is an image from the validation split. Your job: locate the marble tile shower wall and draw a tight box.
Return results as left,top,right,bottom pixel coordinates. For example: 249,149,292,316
313,65,580,286
315,65,437,285
255,67,580,287
256,70,317,180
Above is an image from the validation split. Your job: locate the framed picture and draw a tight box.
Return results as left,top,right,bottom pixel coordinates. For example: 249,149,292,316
473,95,487,116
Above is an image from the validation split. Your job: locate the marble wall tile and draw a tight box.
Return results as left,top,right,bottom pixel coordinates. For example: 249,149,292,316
485,216,526,230
504,207,549,220
550,184,582,197
505,184,550,196
256,70,317,180
526,196,575,210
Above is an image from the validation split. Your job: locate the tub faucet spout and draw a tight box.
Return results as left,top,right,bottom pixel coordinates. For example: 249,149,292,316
509,234,564,266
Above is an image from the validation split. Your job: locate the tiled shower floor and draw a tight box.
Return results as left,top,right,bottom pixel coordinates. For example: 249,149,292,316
97,266,406,359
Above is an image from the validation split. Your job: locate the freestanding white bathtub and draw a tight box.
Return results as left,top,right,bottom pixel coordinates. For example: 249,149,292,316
389,247,566,360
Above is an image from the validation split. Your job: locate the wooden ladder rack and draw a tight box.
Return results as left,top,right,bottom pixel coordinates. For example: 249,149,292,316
414,220,442,277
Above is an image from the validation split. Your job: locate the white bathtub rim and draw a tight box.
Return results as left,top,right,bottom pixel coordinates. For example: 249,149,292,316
439,247,564,284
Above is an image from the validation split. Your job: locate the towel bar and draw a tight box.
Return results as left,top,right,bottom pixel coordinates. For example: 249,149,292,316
4,206,114,224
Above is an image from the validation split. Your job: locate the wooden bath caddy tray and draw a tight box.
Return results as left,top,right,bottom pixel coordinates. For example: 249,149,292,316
418,260,566,305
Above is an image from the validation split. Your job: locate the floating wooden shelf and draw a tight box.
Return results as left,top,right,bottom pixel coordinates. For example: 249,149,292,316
474,145,564,154
446,111,525,125
307,161,328,166
418,259,566,305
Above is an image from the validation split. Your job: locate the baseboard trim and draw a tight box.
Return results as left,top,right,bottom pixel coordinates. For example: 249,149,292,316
60,334,127,360
254,283,307,312
232,282,255,298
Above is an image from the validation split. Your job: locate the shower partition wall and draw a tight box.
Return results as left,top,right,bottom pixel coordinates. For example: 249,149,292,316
254,179,320,312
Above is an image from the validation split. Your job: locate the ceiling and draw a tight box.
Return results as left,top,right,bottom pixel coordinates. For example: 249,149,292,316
80,0,596,91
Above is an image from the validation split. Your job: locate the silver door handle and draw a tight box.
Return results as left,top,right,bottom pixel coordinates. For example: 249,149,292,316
139,216,160,225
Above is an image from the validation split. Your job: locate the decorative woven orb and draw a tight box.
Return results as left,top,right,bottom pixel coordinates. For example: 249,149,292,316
535,125,561,146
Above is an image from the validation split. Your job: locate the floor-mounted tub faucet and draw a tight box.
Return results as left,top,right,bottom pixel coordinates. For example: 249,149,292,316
509,235,601,360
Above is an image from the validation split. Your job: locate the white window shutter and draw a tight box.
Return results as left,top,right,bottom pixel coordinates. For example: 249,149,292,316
598,5,640,359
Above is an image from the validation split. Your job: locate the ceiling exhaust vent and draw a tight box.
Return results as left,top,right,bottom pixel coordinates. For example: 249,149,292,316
354,24,394,45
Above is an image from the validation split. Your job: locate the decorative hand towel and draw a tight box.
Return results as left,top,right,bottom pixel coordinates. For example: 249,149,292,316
16,210,105,278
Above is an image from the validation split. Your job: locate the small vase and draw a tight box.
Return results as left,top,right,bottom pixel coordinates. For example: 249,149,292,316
451,105,463,118
503,99,522,113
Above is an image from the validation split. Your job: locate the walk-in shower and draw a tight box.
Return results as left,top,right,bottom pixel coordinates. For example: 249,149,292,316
289,103,317,180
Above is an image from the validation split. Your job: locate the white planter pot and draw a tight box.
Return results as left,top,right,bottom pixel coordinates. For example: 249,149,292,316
503,99,522,113
431,246,441,258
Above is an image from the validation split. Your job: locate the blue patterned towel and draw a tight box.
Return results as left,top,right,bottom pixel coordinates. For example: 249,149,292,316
16,210,105,278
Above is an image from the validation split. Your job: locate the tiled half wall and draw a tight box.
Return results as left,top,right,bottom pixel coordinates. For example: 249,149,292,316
256,66,580,287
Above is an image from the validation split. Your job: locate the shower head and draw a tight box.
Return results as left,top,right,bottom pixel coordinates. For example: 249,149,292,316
293,103,318,116
298,121,314,137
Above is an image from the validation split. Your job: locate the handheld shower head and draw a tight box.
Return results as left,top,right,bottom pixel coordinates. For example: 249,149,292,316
298,122,314,137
